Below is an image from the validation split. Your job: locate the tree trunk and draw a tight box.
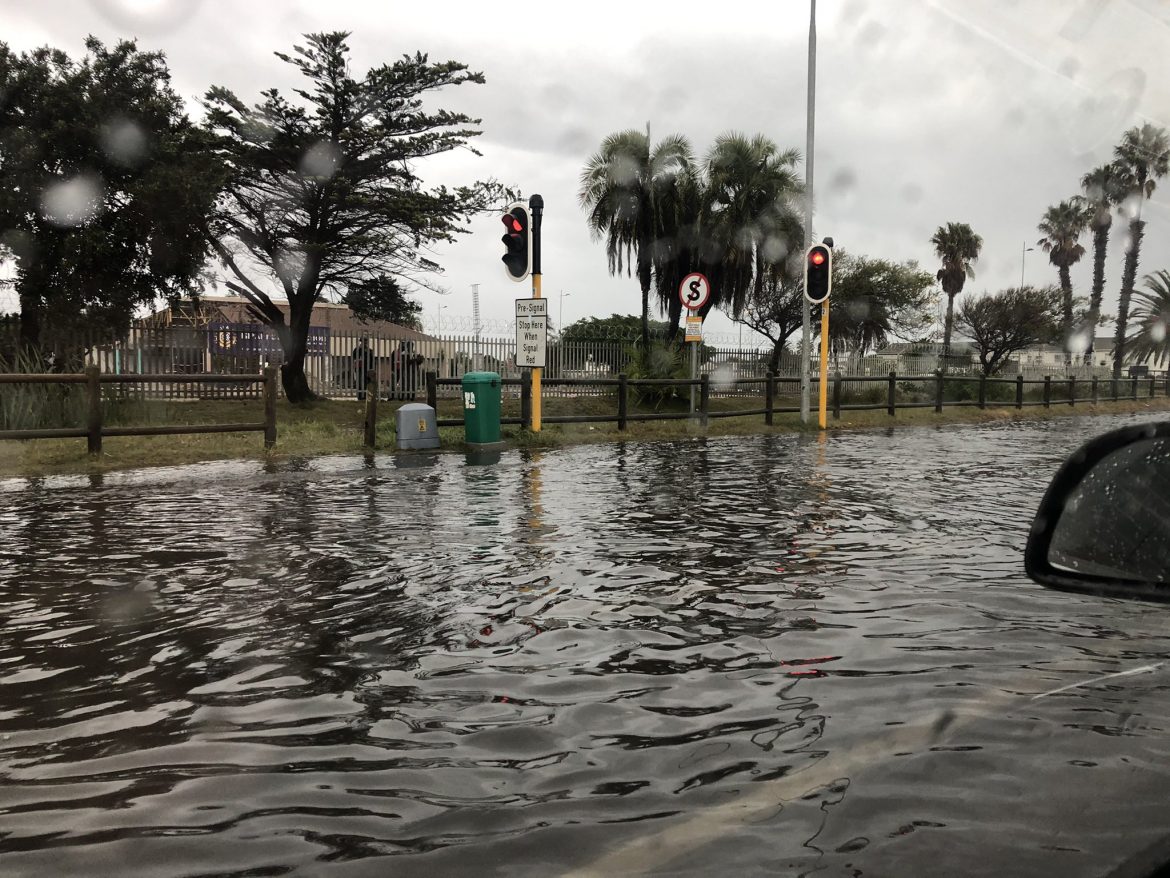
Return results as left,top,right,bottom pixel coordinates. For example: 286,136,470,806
1112,218,1145,380
638,257,652,351
280,297,319,403
1085,222,1109,365
941,290,956,371
769,339,784,374
17,294,42,352
1058,262,1073,367
665,294,682,344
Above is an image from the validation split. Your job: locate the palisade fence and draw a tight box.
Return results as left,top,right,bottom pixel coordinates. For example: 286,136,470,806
1,320,1162,403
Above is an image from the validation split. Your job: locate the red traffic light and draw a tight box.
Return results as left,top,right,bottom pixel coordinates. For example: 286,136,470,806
810,250,826,266
502,215,524,234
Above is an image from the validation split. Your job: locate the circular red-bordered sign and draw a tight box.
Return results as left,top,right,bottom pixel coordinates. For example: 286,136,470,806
679,272,711,311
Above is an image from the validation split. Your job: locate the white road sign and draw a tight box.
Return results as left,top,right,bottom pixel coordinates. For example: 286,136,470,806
679,272,711,311
515,298,547,368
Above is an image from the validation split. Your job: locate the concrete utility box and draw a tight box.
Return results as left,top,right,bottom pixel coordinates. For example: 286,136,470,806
396,402,440,450
461,371,503,449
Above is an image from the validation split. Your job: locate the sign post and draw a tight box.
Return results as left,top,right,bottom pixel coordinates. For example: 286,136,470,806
679,272,711,416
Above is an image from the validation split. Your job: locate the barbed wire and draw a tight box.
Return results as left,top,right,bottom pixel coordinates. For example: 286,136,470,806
422,315,770,349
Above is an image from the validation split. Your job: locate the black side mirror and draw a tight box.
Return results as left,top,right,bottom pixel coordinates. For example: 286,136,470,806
1025,421,1170,602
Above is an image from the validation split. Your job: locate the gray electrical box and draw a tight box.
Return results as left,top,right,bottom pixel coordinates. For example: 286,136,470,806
396,403,440,450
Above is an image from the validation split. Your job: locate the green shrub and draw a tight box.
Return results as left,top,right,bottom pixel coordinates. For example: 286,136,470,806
626,341,688,407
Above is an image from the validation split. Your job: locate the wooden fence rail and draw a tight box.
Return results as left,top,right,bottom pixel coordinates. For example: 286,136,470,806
0,366,278,452
424,369,1170,431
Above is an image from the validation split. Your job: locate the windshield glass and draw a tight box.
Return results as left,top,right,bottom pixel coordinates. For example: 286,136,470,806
1,3,1168,877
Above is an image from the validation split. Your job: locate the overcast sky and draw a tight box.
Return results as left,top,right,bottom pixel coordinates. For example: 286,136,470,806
4,0,1169,344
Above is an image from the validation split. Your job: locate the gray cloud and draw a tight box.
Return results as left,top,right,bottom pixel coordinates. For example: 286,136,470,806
1,0,1167,341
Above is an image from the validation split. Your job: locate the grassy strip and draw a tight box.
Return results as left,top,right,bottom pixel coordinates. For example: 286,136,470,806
2,394,1169,479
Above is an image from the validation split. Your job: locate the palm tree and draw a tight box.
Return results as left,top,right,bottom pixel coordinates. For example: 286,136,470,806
701,133,804,319
1036,199,1089,364
931,222,983,366
1111,123,1170,379
579,128,694,349
1080,163,1125,364
1125,270,1170,368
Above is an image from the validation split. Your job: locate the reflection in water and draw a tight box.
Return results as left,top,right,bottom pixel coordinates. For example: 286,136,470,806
2,415,1170,877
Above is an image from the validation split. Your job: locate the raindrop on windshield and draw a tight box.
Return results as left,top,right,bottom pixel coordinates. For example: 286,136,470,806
101,118,148,166
40,174,103,227
1067,331,1091,355
711,364,737,392
300,141,342,180
91,0,201,33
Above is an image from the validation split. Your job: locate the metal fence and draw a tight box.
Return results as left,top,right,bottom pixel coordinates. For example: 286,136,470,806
1,320,1162,401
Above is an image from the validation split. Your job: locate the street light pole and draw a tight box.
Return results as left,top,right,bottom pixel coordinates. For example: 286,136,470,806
1020,242,1034,289
800,0,816,424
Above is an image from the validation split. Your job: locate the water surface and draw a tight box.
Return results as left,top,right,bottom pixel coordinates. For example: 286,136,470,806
3,414,1170,877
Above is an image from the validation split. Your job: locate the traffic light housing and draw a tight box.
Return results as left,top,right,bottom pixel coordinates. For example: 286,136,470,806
804,244,832,304
501,203,531,282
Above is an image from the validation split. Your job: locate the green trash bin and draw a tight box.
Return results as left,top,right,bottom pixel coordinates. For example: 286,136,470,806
461,371,503,449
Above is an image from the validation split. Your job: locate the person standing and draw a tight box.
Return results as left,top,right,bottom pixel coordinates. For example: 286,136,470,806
352,336,375,400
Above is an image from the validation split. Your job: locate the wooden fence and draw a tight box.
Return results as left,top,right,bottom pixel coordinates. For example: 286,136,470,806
424,370,1170,430
0,366,278,452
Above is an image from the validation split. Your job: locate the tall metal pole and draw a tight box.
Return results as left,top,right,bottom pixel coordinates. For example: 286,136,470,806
801,0,816,424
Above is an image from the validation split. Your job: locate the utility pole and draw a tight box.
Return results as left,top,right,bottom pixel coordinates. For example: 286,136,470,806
1020,242,1034,289
801,0,817,424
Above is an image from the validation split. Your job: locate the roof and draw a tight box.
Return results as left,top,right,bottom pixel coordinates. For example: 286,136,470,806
145,296,435,342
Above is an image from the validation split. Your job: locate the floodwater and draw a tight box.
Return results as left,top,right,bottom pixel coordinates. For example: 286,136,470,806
3,414,1170,878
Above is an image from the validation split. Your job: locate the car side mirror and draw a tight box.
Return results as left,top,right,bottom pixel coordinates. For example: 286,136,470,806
1025,421,1170,602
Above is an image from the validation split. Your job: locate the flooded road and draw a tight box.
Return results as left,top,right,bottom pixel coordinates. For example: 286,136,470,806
4,414,1170,877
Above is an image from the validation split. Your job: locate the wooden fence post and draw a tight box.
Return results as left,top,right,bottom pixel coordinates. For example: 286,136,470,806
520,370,532,429
765,372,775,426
85,365,102,454
1068,376,1075,406
978,374,987,409
934,370,943,413
1091,375,1098,404
1015,375,1024,409
263,365,277,449
699,374,709,428
425,371,437,411
617,373,628,431
832,371,842,419
887,370,896,416
363,377,378,448
1043,375,1051,408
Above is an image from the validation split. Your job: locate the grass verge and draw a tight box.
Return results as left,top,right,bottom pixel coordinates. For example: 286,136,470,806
3,393,1169,479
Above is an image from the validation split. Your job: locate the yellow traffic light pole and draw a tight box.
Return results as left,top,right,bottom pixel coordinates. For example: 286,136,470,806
819,303,829,429
530,194,543,432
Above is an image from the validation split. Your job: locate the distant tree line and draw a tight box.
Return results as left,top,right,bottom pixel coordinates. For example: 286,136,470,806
933,122,1169,377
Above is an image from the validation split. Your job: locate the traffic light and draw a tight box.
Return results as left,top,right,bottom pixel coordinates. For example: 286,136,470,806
804,243,832,304
500,203,531,282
